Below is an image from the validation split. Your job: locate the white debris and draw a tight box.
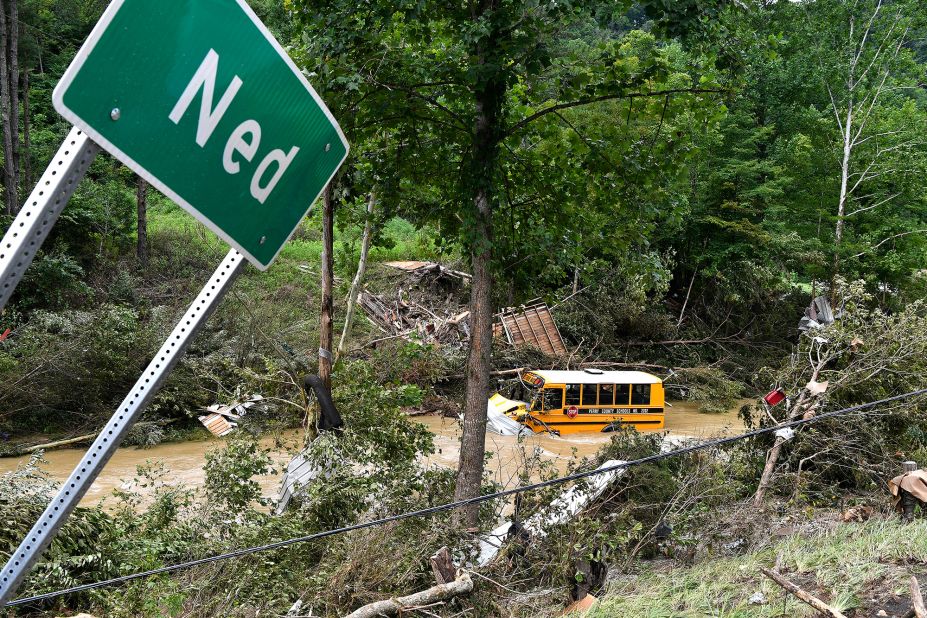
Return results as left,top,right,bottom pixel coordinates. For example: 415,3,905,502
805,379,829,395
485,395,532,436
486,406,532,436
774,427,795,441
477,459,626,566
748,592,767,605
274,449,321,515
198,394,266,436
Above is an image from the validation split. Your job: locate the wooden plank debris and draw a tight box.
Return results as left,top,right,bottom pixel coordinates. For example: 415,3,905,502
356,290,470,347
384,260,471,282
197,394,265,436
198,413,237,437
494,299,567,356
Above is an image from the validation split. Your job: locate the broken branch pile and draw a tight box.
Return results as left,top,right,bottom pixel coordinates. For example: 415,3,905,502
358,290,470,347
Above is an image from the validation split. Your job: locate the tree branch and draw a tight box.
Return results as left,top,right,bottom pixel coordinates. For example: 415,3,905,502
366,76,469,130
846,191,901,217
504,88,722,138
344,574,473,618
853,229,927,257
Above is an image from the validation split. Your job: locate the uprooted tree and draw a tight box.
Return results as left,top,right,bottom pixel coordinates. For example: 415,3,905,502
754,280,927,505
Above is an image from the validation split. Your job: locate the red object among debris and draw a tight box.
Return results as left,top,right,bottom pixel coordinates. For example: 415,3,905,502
764,388,786,406
0,328,10,343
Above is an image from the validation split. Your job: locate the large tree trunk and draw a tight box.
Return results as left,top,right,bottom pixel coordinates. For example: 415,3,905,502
455,191,494,528
337,189,376,360
20,68,28,188
453,63,504,527
0,0,14,215
832,92,853,295
136,176,148,268
7,0,17,209
318,181,335,391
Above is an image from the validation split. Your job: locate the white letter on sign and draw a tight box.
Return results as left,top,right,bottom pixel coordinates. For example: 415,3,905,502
224,120,262,174
250,147,300,204
169,49,243,147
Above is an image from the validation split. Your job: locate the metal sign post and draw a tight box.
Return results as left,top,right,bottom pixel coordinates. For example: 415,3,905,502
0,249,246,604
0,0,349,604
0,127,99,312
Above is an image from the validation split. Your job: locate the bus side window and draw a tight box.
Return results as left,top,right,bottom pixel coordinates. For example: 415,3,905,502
581,384,598,406
616,384,630,405
565,384,581,406
632,384,651,405
543,389,563,412
600,384,615,406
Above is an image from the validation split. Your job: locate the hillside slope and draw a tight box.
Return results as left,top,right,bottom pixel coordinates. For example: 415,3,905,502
591,515,927,618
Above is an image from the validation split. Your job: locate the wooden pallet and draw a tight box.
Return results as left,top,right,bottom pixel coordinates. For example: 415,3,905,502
197,413,237,437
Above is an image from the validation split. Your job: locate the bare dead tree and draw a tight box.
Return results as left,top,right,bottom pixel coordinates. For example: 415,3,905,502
337,189,376,360
814,0,919,285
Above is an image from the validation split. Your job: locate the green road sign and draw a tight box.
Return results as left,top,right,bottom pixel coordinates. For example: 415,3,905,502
53,0,349,269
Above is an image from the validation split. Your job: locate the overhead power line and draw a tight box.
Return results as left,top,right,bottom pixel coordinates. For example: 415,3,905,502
6,387,927,608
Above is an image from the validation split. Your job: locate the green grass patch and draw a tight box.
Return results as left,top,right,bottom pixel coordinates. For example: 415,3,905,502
148,202,452,284
591,517,927,618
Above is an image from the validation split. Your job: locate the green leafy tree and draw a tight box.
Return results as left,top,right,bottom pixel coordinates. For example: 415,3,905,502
289,0,722,524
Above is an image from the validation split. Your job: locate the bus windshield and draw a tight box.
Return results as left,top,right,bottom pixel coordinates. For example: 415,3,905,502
528,388,543,411
529,388,563,412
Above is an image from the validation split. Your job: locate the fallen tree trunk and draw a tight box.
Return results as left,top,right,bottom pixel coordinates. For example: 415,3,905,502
760,568,847,618
911,576,927,618
344,573,473,618
12,433,96,456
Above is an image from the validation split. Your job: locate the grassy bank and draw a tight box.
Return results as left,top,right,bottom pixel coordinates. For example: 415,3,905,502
592,515,927,618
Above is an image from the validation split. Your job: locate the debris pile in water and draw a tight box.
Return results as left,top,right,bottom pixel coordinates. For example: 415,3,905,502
198,394,266,437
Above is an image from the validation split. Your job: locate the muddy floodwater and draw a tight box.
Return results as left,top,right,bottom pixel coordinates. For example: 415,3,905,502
419,400,748,487
0,401,747,507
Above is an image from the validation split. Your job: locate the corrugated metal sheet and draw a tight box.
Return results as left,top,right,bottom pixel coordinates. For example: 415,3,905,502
495,300,567,356
274,450,320,515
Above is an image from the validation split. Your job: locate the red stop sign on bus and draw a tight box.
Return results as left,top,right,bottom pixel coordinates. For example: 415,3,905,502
566,406,579,418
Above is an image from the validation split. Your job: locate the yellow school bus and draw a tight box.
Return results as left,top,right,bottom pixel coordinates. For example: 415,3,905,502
489,368,665,435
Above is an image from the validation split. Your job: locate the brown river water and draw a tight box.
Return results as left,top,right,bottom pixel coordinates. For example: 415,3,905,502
0,401,747,507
